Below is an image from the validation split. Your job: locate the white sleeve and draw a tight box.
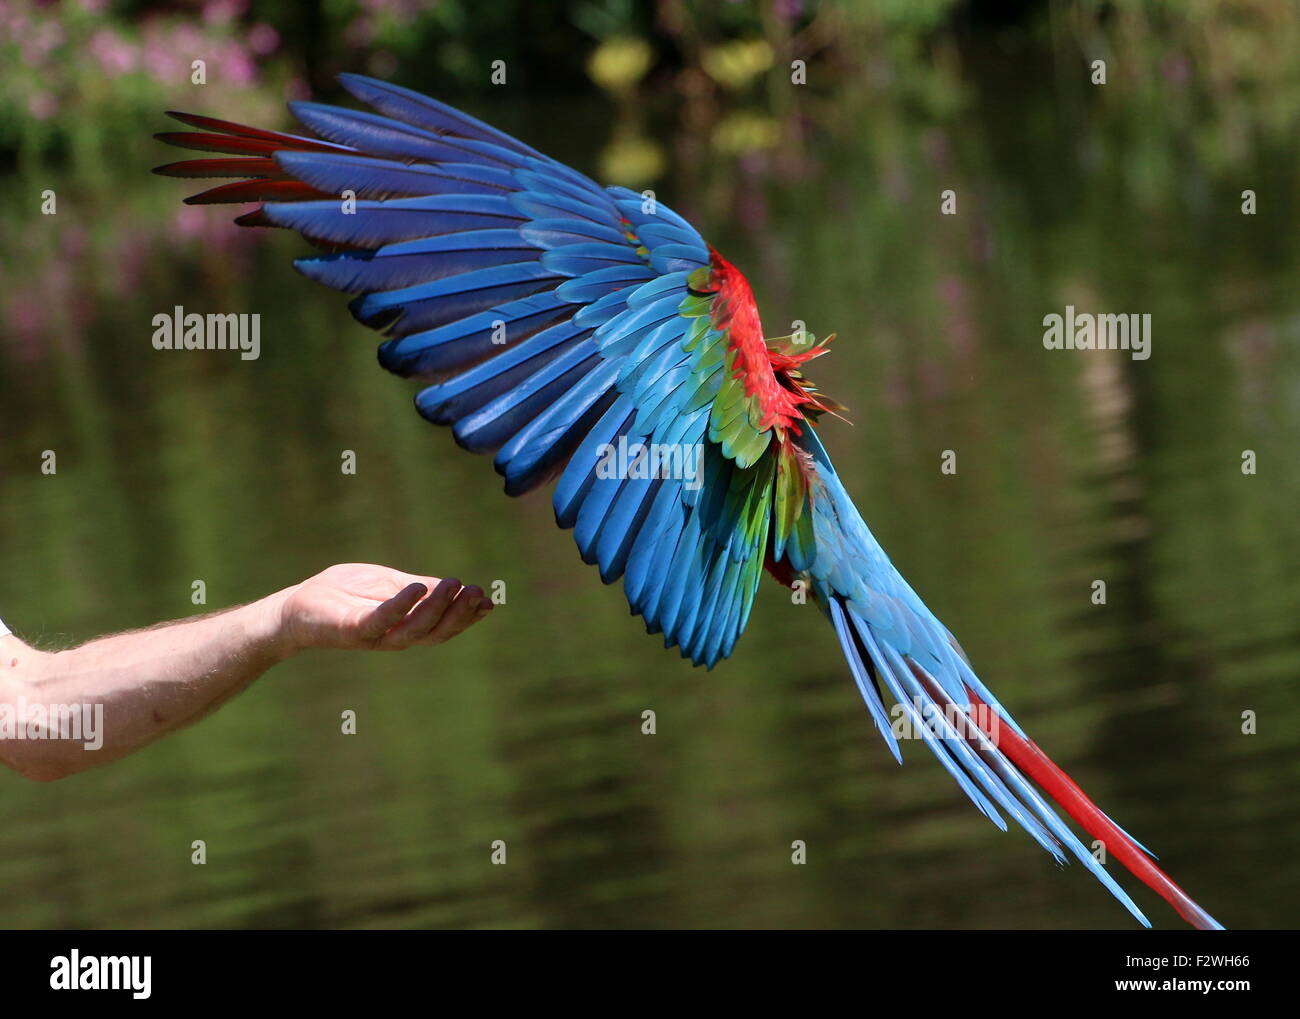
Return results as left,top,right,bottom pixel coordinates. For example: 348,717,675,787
0,617,10,637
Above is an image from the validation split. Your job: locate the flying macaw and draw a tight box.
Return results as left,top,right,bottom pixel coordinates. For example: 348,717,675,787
154,74,1221,930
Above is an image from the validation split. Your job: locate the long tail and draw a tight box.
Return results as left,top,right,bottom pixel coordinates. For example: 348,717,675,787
799,429,1222,930
959,683,1222,930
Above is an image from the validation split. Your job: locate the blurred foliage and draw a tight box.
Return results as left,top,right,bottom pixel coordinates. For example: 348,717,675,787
3,0,1300,186
586,35,654,94
0,0,288,166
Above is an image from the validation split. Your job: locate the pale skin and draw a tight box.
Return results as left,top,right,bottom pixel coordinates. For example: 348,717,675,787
0,564,493,782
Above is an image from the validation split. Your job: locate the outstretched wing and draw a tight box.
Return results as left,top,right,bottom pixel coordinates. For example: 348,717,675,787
154,74,809,665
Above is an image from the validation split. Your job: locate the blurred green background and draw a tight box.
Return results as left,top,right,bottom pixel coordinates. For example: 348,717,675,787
1,0,1298,929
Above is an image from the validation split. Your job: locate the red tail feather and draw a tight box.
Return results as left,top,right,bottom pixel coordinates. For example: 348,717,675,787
963,686,1222,930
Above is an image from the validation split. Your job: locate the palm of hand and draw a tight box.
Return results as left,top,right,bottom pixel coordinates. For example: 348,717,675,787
281,563,491,651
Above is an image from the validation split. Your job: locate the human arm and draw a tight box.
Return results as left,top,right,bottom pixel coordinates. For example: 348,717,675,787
0,564,492,780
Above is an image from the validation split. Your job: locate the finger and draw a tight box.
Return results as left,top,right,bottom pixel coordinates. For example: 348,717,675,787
466,599,494,629
420,584,488,646
377,576,460,649
358,582,427,642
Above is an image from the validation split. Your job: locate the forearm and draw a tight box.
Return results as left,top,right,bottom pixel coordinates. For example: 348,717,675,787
1,589,295,780
0,563,491,782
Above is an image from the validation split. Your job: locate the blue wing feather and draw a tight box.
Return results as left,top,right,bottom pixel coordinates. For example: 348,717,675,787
162,73,777,669
276,149,516,197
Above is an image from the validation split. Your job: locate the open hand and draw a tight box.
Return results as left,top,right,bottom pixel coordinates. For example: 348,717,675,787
277,563,494,652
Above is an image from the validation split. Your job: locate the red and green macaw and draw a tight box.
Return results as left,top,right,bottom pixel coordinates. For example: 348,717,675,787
155,74,1221,929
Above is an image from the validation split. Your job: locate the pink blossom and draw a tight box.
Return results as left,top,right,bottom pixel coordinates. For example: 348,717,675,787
141,37,183,82
174,205,209,239
60,227,88,258
172,24,205,53
1,4,29,37
87,27,138,77
28,19,65,56
219,44,256,86
773,0,804,23
7,296,43,343
247,22,280,57
202,0,247,26
27,91,58,120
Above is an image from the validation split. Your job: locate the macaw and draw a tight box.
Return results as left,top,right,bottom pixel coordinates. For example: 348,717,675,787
154,74,1221,929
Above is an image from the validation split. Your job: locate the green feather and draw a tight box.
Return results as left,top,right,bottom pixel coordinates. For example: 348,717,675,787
773,440,808,561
